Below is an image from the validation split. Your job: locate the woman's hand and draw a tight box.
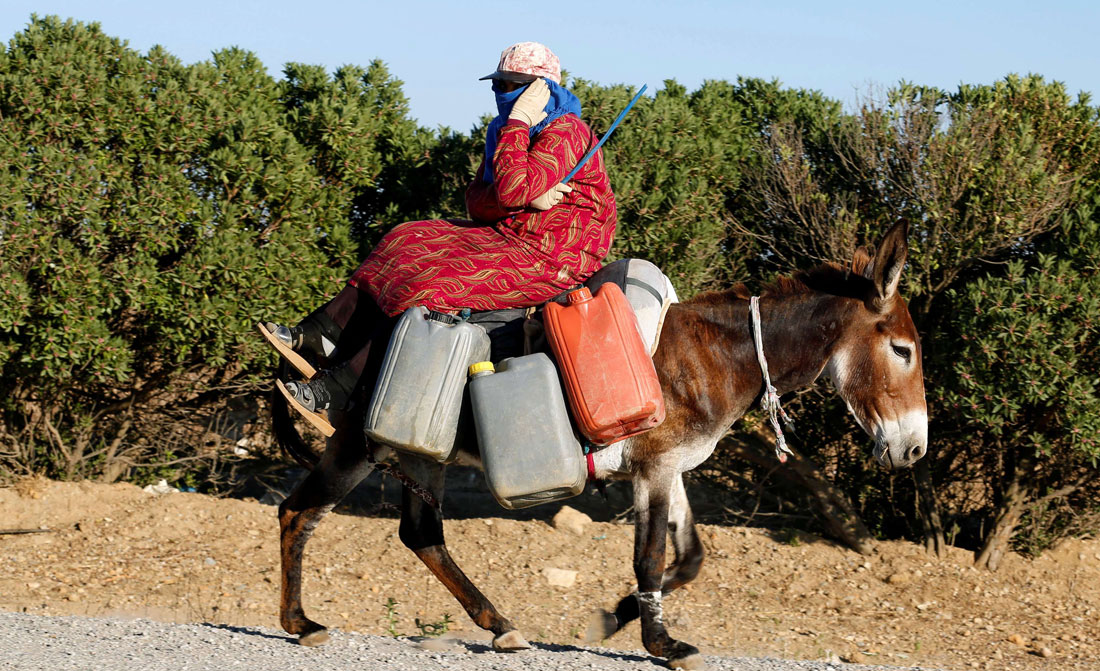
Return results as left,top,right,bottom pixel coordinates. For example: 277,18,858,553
508,79,550,127
529,183,572,210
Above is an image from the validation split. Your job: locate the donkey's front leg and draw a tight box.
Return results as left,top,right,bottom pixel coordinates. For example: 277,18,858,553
591,473,705,642
396,453,529,651
632,470,704,670
278,418,375,646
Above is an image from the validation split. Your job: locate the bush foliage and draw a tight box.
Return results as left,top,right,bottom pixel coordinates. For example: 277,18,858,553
2,16,1098,564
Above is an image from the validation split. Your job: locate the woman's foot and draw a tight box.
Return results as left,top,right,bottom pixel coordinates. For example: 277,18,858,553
275,361,360,437
259,323,318,378
276,377,337,437
257,313,342,379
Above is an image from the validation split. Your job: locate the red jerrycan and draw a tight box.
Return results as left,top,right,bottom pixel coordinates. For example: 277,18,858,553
543,283,665,445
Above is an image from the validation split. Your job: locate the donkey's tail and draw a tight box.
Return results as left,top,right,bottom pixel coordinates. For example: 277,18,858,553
270,360,321,471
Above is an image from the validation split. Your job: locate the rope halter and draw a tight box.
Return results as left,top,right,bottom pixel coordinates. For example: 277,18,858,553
750,296,795,463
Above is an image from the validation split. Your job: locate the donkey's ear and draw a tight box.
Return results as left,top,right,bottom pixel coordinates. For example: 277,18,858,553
868,221,909,306
851,246,873,278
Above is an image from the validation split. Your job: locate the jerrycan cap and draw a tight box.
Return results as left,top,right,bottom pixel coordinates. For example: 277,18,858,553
468,361,495,377
567,287,593,304
426,309,457,324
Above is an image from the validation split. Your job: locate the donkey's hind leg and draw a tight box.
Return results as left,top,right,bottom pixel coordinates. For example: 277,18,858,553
278,420,375,646
589,473,705,645
396,453,529,652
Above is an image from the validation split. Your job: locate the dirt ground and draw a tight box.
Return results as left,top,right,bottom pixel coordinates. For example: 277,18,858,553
1,477,1098,671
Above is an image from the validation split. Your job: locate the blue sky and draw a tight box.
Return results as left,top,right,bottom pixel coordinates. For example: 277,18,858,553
4,1,1098,132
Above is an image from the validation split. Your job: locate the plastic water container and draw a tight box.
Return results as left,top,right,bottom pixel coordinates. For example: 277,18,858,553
468,355,586,509
543,283,666,445
365,306,490,462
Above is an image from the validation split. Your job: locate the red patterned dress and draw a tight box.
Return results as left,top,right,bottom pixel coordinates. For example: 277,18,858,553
349,115,617,316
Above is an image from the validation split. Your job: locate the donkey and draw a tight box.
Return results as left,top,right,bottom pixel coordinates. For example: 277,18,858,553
271,221,927,670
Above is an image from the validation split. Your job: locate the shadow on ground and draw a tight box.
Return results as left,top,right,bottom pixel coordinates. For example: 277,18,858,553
247,463,744,526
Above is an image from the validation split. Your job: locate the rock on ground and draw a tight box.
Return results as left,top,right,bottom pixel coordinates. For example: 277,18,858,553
551,505,593,535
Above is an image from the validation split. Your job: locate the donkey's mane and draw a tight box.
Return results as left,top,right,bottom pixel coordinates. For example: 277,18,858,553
686,248,875,305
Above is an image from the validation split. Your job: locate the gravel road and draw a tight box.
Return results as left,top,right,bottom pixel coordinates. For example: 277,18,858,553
0,611,944,671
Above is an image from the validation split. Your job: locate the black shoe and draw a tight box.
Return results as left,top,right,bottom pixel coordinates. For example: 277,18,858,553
258,313,342,379
276,377,336,437
259,322,318,378
274,362,358,438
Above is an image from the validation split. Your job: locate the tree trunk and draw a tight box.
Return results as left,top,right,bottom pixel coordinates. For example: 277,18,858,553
99,415,134,484
728,433,875,555
912,460,946,557
974,473,1029,571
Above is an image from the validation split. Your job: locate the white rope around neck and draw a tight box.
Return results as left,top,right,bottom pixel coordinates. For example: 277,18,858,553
750,296,795,463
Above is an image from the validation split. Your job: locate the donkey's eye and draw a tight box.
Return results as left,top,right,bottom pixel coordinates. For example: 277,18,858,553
892,344,912,363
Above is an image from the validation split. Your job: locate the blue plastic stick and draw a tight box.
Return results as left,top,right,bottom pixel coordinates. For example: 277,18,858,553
561,83,648,185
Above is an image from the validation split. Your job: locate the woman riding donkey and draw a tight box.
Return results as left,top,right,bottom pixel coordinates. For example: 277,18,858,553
259,42,618,435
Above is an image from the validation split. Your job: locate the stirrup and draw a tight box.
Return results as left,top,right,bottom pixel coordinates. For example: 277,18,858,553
276,379,335,437
258,322,318,379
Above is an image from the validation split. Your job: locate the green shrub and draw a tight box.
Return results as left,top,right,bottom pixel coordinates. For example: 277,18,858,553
0,17,428,481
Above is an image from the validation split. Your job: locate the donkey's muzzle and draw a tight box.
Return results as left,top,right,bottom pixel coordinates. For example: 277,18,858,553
876,438,927,470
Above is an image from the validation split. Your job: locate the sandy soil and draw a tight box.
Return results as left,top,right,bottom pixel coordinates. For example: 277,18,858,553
1,478,1097,671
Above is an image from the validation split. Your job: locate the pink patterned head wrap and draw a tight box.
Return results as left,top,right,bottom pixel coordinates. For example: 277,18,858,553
479,42,561,84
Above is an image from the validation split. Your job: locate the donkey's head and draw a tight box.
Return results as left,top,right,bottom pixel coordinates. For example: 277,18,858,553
825,222,928,469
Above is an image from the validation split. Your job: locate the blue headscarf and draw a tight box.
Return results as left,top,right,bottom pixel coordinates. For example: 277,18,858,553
482,78,582,183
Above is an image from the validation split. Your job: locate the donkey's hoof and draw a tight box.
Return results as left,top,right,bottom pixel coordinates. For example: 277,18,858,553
667,652,705,670
585,609,618,643
492,630,530,651
298,629,330,647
